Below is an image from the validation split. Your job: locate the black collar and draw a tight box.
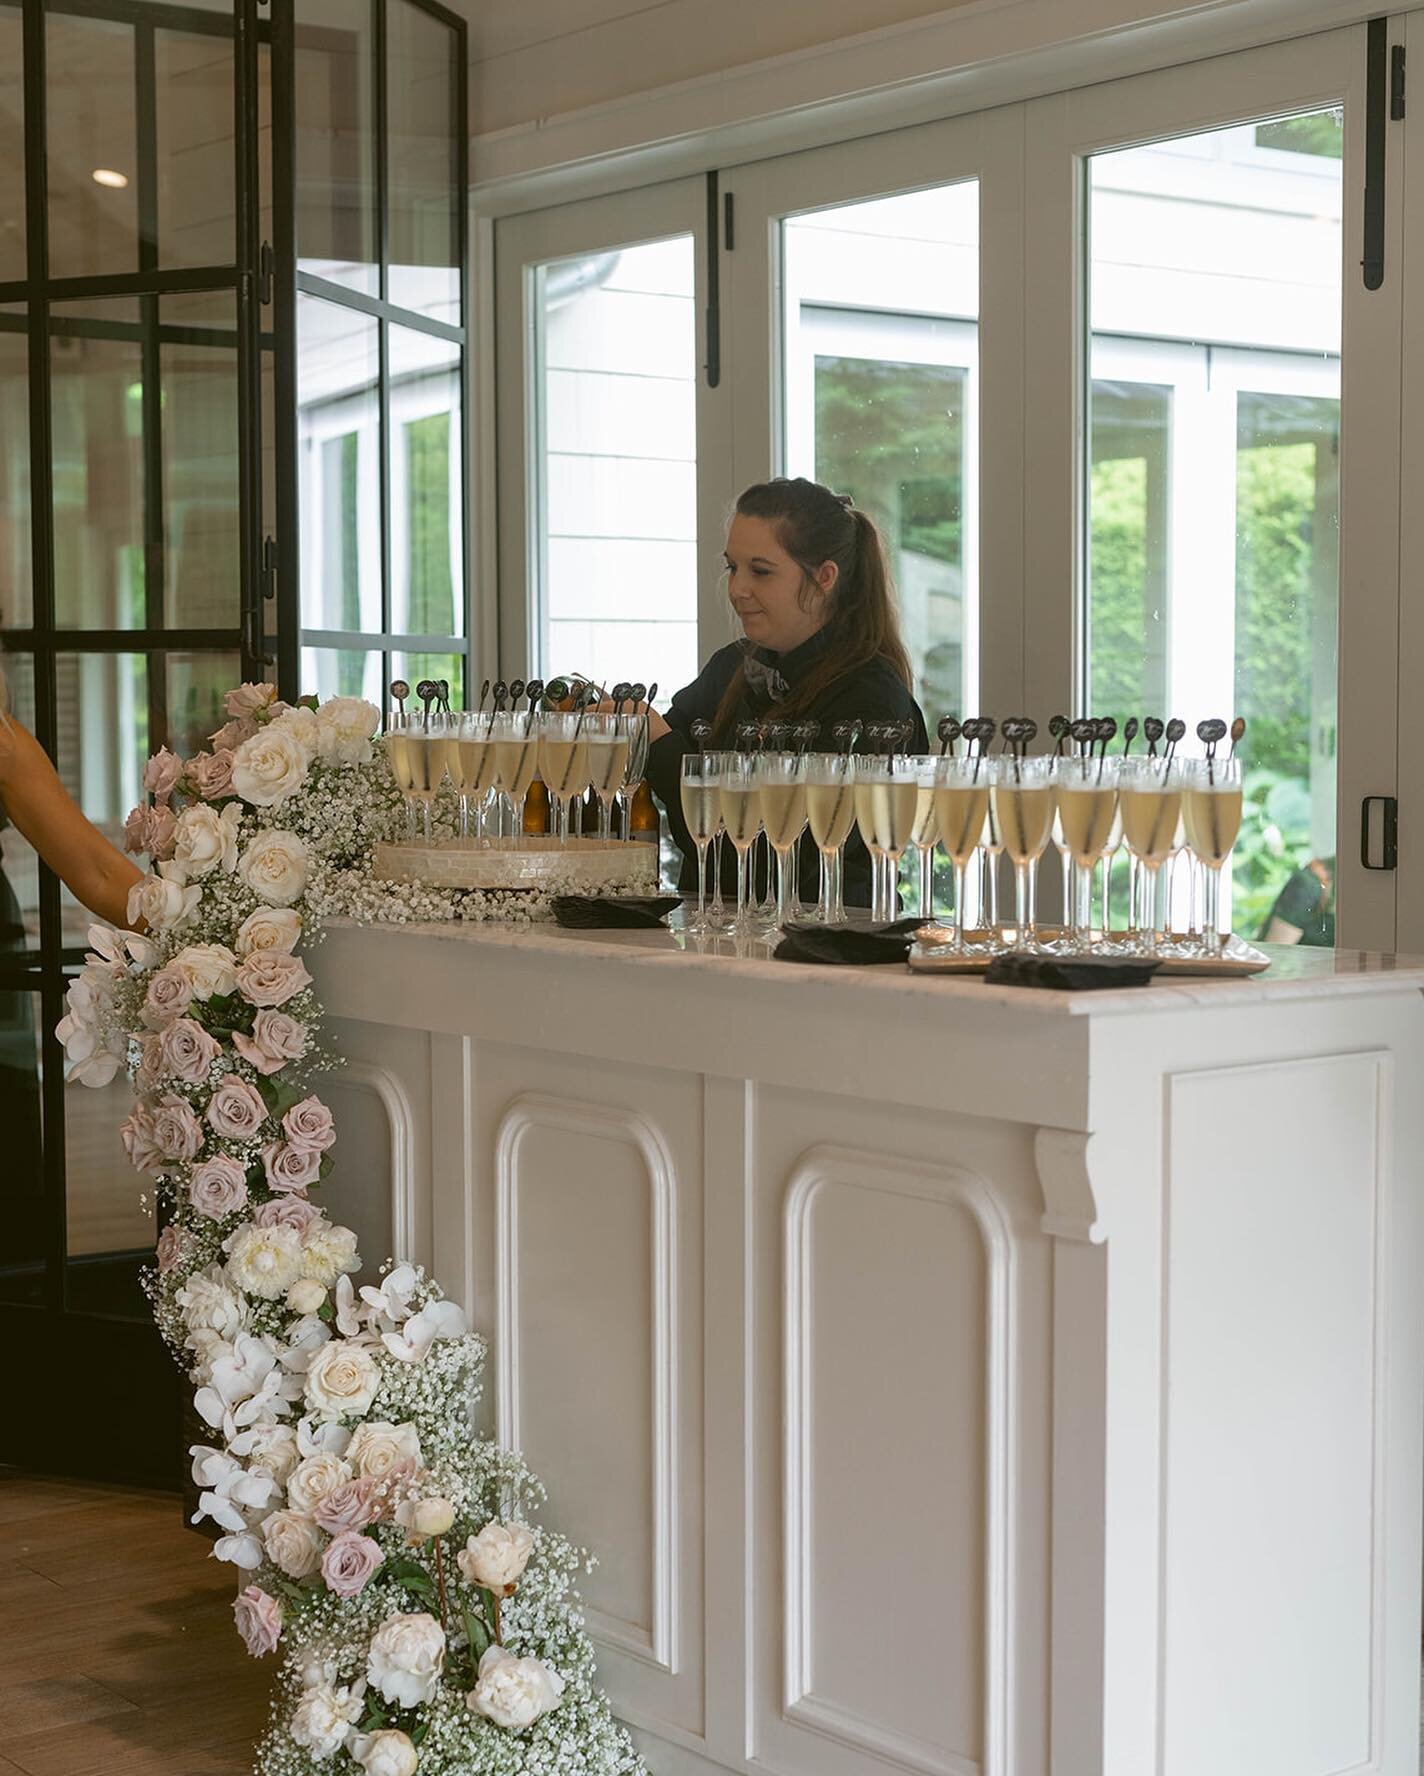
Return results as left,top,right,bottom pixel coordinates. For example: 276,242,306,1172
748,628,829,684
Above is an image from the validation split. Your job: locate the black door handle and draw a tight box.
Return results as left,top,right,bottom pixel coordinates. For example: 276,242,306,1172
1361,795,1398,870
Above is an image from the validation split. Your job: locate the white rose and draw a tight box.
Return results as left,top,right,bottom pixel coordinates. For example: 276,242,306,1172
127,867,201,933
290,1681,364,1761
173,802,242,878
314,697,381,766
400,1497,454,1539
350,1729,418,1776
305,1340,381,1421
176,1265,249,1340
287,1277,327,1315
237,829,309,907
287,1452,353,1514
346,1420,421,1480
466,1644,565,1730
225,1224,305,1301
366,1612,445,1710
456,1520,534,1595
235,906,302,958
233,1422,300,1484
262,1508,325,1578
301,1222,360,1287
231,725,311,806
169,942,239,999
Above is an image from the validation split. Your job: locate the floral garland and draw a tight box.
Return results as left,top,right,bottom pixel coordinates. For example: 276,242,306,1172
57,684,646,1776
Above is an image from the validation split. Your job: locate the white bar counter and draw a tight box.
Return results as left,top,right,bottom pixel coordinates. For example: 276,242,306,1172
312,922,1424,1776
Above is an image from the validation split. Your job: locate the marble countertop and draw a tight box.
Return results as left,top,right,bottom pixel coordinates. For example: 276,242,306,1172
321,915,1424,1019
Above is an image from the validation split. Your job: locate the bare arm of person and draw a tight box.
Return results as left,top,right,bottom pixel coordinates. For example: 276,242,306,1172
588,697,671,743
0,715,143,928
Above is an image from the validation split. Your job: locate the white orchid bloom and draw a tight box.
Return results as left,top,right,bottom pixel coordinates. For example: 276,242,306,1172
279,1313,332,1375
189,1445,280,1535
333,1275,365,1339
359,1263,419,1326
213,1530,266,1569
296,1414,352,1460
194,1333,300,1439
381,1298,467,1364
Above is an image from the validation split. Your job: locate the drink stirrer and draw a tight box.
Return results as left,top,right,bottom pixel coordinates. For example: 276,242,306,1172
390,679,409,718
1121,716,1139,756
1228,716,1247,759
1164,717,1185,762
1143,716,1164,758
1049,714,1069,757
937,716,961,758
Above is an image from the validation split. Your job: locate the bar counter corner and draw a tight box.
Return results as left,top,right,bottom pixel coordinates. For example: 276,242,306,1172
312,919,1424,1776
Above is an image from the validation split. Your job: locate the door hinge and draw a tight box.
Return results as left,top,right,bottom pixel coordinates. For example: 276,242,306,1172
259,240,274,305
1392,43,1406,119
1361,795,1398,871
261,534,278,601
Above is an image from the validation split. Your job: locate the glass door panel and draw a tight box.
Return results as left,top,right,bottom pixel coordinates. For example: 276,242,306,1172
1087,113,1343,940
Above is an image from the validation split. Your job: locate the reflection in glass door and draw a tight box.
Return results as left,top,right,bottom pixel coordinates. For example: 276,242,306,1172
1086,113,1343,938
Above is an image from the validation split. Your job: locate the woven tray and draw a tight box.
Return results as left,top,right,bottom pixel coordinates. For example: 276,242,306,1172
908,926,1272,978
373,836,658,893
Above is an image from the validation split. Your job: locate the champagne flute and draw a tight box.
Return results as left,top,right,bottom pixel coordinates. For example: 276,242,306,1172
617,708,652,840
854,754,919,924
1055,755,1121,952
492,711,540,844
539,712,591,841
991,755,1055,951
457,710,499,844
908,755,941,921
1182,758,1243,958
754,751,808,931
932,754,992,951
1119,756,1183,956
587,714,634,841
385,710,418,842
804,752,856,925
680,750,722,931
718,753,762,932
405,709,446,844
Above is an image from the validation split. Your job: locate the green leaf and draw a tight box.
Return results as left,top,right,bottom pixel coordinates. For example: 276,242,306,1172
464,1608,490,1663
411,1720,430,1747
319,1153,335,1180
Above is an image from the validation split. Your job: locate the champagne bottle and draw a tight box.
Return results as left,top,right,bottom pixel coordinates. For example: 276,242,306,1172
629,780,660,845
523,777,550,834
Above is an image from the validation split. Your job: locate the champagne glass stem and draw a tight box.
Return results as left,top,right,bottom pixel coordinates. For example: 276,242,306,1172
735,843,751,931
1203,863,1223,958
693,838,709,929
511,793,527,841
918,846,934,921
421,798,432,845
832,846,846,924
1013,859,1035,950
952,860,968,953
711,831,725,922
1074,859,1093,951
987,855,1001,930
599,795,613,842
775,847,794,929
817,848,834,922
404,796,417,842
458,793,469,840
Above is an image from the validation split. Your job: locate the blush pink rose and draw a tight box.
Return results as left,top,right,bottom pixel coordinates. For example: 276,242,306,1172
152,1093,204,1162
189,1154,250,1221
232,1585,282,1657
123,805,149,854
142,747,183,802
142,965,193,1031
314,1477,380,1534
146,804,178,862
157,1017,220,1085
320,1530,384,1600
262,1140,322,1194
254,1194,319,1234
283,1096,335,1155
206,1076,268,1142
231,1010,308,1076
135,1032,164,1092
155,1224,196,1273
120,1104,163,1174
226,682,277,719
210,715,259,751
186,748,236,800
235,952,311,1010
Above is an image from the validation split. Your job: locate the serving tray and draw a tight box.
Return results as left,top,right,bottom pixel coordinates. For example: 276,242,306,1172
907,925,1272,978
373,836,657,893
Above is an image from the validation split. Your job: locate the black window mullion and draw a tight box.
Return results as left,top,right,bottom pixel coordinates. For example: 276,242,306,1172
375,0,392,647
136,22,168,753
455,11,470,686
272,0,299,699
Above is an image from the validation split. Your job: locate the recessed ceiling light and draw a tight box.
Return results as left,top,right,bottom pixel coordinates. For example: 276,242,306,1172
91,168,128,189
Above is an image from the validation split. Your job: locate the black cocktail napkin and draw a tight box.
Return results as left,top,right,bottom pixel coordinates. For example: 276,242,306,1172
774,917,927,966
982,953,1161,991
551,895,683,929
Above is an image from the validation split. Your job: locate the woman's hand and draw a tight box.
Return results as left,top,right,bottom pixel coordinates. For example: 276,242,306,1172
588,698,671,744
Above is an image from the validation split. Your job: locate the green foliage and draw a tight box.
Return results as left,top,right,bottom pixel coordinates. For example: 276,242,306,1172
1233,766,1313,935
1255,111,1343,159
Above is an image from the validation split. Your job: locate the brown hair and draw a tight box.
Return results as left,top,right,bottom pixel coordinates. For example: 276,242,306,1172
713,478,911,739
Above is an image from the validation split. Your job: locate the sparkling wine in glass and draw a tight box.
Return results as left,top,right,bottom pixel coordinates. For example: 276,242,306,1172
718,754,762,932
1055,755,1120,952
908,757,940,921
680,750,722,932
492,712,540,844
1182,758,1243,958
539,713,591,841
1119,756,1184,955
854,755,919,924
385,711,419,842
932,754,992,951
754,751,808,931
804,752,856,925
991,755,1056,950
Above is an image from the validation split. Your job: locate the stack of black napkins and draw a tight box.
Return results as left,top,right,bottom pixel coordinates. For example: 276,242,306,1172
551,895,683,929
983,953,1160,990
774,917,927,966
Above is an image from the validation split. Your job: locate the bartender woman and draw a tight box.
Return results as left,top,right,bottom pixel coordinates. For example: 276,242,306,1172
642,477,928,909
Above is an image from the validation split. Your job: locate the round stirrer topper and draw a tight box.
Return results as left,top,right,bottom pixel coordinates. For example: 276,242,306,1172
1049,714,1069,756
937,715,962,757
389,679,410,716
961,716,996,756
1095,716,1118,757
831,718,861,757
1143,716,1164,758
491,680,508,713
1121,715,1139,756
416,679,437,717
1069,717,1096,754
1164,717,1185,760
1001,716,1037,756
1228,715,1247,759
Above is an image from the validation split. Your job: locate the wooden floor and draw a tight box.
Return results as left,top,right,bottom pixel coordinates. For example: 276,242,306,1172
0,1472,268,1775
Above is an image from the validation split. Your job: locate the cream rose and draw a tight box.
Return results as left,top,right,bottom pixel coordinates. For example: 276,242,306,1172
305,1339,380,1421
289,1681,364,1760
301,1222,360,1286
172,803,241,878
127,869,200,933
188,1154,249,1221
262,1508,324,1579
287,1277,327,1315
366,1613,444,1710
170,943,239,1000
350,1730,418,1776
456,1520,534,1595
237,830,309,907
235,906,302,958
224,1222,304,1300
402,1497,454,1539
231,725,311,806
236,1422,300,1484
236,951,311,1009
346,1420,421,1481
157,1017,219,1085
466,1644,565,1730
233,1010,309,1075
287,1452,353,1514
207,1075,268,1142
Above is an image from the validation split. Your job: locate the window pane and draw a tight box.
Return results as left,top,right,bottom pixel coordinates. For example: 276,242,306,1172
782,183,980,719
50,301,146,630
298,294,380,633
155,28,235,268
302,644,384,705
162,294,241,626
390,324,461,638
0,7,24,282
1087,115,1342,938
0,653,38,952
65,1018,155,1292
296,0,377,296
0,306,30,628
0,987,44,1307
166,649,240,758
534,236,697,697
54,651,148,948
47,15,138,280
387,0,459,321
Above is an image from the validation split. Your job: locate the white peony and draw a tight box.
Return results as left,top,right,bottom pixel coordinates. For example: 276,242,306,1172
225,1224,305,1301
237,829,309,907
262,1507,325,1578
290,1681,365,1761
169,942,239,999
350,1729,418,1776
230,1421,300,1484
235,906,302,957
346,1420,421,1480
127,865,201,932
176,1265,249,1340
172,802,242,878
457,1520,534,1594
304,1339,381,1421
314,696,382,766
273,705,321,755
366,1612,445,1710
301,1222,361,1287
466,1643,565,1730
231,724,311,806
287,1452,354,1514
